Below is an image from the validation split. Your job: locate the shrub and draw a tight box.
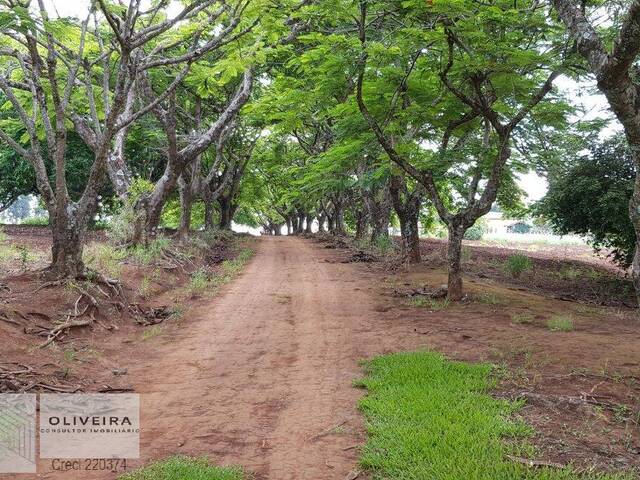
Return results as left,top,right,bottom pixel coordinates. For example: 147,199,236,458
108,178,154,245
464,220,487,241
504,254,533,278
507,222,532,234
188,268,210,295
546,315,574,332
373,235,395,253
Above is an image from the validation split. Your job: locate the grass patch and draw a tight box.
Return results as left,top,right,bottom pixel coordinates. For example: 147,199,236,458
476,292,503,305
504,254,533,278
355,351,630,480
372,235,395,254
85,243,127,279
119,456,244,480
20,216,49,226
407,296,450,310
511,312,534,325
546,315,574,332
132,237,171,265
183,246,254,298
140,325,163,341
189,268,210,295
0,244,42,267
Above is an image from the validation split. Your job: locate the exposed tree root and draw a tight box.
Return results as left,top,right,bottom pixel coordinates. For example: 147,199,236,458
0,362,81,393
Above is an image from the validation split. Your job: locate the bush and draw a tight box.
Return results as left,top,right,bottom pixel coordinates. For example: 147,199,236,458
108,178,154,245
504,254,533,278
373,235,395,253
464,220,487,241
536,136,635,267
507,222,532,234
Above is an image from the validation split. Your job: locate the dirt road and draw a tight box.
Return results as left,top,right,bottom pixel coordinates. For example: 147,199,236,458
38,236,402,479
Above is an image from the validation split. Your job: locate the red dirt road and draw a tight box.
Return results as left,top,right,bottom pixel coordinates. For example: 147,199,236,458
36,236,397,479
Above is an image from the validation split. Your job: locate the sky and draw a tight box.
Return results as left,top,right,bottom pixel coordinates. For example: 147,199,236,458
39,1,617,205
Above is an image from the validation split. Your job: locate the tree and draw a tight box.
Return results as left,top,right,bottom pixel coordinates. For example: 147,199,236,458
550,0,640,304
537,136,636,267
355,0,565,300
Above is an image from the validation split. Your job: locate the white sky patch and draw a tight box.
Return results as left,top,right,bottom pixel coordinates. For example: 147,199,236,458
41,0,182,19
517,171,547,203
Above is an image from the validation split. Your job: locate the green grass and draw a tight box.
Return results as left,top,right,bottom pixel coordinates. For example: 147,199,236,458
132,237,171,265
511,312,535,324
407,296,450,310
504,254,533,278
188,268,210,295
476,292,504,305
119,456,244,480
20,216,49,226
84,243,127,278
546,315,574,332
355,351,631,480
140,325,163,341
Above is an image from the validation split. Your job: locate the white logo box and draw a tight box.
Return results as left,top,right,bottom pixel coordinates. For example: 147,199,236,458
40,394,140,459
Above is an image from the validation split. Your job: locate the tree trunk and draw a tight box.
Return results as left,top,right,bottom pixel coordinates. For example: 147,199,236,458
204,199,215,230
355,209,368,242
334,205,346,235
389,177,421,263
629,168,640,305
399,204,421,263
50,215,86,278
317,213,326,233
327,214,335,233
446,224,465,301
365,184,392,243
178,183,193,239
305,215,314,234
218,196,233,230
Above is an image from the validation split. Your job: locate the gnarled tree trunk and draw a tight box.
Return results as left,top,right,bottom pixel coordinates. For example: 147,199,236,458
446,223,465,301
390,175,422,263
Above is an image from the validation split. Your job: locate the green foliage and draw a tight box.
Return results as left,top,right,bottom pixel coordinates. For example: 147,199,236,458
372,235,395,254
188,268,210,295
464,219,487,241
537,137,635,267
119,456,244,480
20,216,49,226
504,254,533,278
508,222,532,234
356,351,628,479
108,179,155,245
